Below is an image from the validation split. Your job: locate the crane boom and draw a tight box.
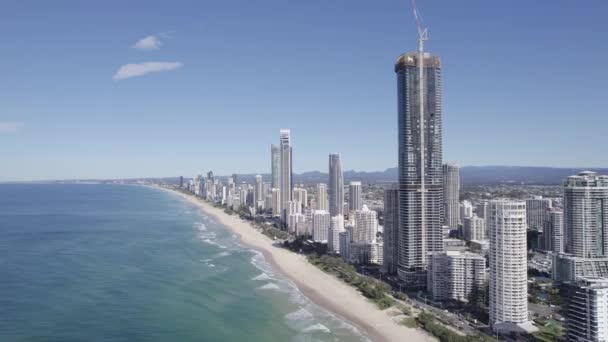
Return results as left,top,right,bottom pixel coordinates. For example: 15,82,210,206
411,0,428,53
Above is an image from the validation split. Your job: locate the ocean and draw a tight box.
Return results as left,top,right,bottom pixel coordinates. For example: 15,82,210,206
0,184,368,342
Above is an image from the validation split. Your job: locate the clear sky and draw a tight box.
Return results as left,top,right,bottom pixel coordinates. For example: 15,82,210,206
1,0,606,181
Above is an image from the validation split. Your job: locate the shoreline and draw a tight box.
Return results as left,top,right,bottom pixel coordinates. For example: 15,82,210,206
161,186,434,342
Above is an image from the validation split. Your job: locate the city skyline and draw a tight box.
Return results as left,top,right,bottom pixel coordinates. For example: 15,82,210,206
2,1,608,182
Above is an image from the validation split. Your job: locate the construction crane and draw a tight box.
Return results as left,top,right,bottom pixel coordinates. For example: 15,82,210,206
411,0,428,262
411,0,429,54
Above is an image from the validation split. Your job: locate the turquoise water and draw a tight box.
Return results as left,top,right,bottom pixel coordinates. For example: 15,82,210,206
0,184,368,342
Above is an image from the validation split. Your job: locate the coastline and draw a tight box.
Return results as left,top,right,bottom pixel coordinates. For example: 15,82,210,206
161,187,434,342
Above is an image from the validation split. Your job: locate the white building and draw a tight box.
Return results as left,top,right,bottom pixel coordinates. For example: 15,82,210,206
352,205,378,243
293,187,308,208
564,277,608,342
312,210,330,243
328,215,344,254
427,251,487,303
254,175,264,210
287,213,306,235
488,200,536,333
543,208,564,253
316,183,328,211
271,188,281,217
463,215,486,241
460,200,474,222
349,181,362,212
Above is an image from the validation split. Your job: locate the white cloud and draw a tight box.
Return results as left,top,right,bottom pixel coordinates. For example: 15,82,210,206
112,62,183,81
132,35,162,50
0,121,24,133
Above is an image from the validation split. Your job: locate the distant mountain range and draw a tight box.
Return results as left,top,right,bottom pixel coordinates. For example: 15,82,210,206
151,166,608,186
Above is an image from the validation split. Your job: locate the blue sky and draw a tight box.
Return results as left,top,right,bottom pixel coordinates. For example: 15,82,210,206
1,0,607,181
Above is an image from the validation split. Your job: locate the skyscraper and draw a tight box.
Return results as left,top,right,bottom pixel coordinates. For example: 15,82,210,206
352,205,378,243
254,174,264,210
316,183,328,211
328,215,344,254
382,189,399,274
554,172,608,282
543,208,564,253
395,50,444,286
271,145,280,189
312,210,330,243
563,171,608,259
279,129,292,223
328,154,344,218
488,200,534,333
442,163,460,228
349,181,363,212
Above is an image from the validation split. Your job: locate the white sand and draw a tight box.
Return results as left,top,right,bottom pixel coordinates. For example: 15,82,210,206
165,188,434,342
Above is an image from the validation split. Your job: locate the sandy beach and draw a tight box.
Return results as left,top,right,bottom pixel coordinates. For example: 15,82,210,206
163,187,433,342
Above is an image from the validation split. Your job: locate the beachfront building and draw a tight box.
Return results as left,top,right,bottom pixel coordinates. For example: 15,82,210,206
271,188,281,217
312,210,330,243
328,215,344,254
395,51,444,287
488,200,536,334
339,229,352,261
463,215,486,242
328,154,344,218
442,163,460,229
349,181,363,212
279,129,292,223
382,189,399,274
254,175,264,210
427,251,487,303
563,277,608,342
287,213,306,235
352,205,378,243
348,242,383,265
526,196,552,232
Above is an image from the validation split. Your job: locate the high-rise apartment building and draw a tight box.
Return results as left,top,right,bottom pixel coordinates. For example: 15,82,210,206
316,183,328,211
349,181,363,212
395,50,444,286
271,145,280,189
328,215,344,254
488,200,535,333
279,129,292,222
427,251,486,303
563,277,608,342
352,205,378,243
312,210,330,243
526,196,552,232
382,189,399,274
329,154,344,218
543,208,564,253
271,188,281,217
442,164,460,228
564,172,608,258
254,175,264,210
463,215,486,242
293,187,308,209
